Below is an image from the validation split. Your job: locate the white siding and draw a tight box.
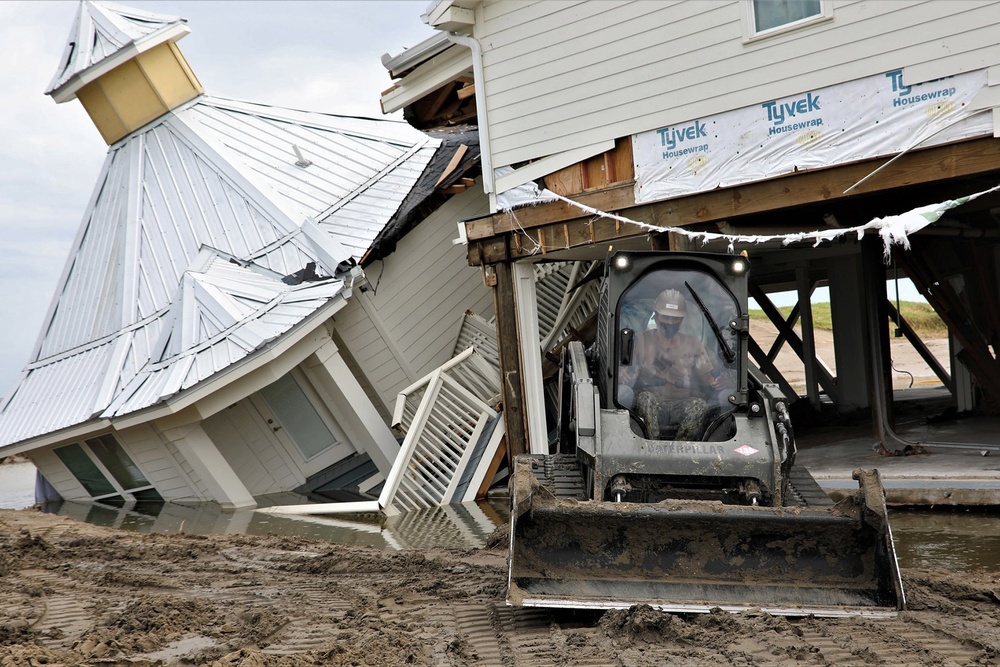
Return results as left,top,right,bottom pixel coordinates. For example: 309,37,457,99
331,298,409,414
477,0,1000,169
368,185,494,380
117,424,197,501
335,184,494,411
164,440,210,500
31,448,89,502
329,328,394,423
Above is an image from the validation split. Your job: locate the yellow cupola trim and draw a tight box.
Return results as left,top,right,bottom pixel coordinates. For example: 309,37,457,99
75,40,203,144
46,1,204,145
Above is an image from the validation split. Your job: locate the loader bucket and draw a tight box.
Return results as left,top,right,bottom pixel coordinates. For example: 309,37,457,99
508,461,904,618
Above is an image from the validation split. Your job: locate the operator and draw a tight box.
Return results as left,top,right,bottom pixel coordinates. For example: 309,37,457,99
621,289,727,441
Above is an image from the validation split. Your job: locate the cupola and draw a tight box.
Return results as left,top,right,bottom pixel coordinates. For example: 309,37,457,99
46,1,204,144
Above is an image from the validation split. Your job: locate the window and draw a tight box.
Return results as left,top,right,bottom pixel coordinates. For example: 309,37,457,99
259,371,340,460
615,268,740,441
54,435,162,504
55,443,117,497
85,434,149,489
745,0,830,39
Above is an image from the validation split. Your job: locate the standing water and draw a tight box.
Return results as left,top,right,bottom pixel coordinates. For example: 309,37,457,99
0,460,36,509
3,461,1000,570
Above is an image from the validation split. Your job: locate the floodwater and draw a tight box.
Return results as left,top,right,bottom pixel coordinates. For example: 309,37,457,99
888,508,1000,572
0,461,36,509
4,460,1000,571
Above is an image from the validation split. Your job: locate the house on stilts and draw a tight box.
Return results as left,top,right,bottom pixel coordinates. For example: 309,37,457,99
377,0,1000,500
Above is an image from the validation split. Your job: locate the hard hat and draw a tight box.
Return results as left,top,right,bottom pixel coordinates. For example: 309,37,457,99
654,289,686,317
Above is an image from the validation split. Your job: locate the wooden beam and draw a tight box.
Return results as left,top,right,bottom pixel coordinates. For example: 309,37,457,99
492,261,527,461
435,143,469,188
797,267,821,410
469,216,648,265
420,81,458,121
767,302,801,362
886,301,953,394
749,282,839,402
747,336,799,401
898,243,1000,403
456,83,476,100
466,137,1000,265
476,434,507,500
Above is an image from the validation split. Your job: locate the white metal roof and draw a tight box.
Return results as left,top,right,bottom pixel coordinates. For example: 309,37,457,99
0,95,438,449
103,253,347,418
47,1,191,103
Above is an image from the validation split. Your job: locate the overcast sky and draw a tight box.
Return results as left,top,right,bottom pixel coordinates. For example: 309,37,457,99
0,1,435,398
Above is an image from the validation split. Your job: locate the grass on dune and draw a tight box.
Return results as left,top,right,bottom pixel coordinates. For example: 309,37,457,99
749,301,948,339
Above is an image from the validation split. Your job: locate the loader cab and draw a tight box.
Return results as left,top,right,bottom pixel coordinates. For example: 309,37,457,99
600,252,749,442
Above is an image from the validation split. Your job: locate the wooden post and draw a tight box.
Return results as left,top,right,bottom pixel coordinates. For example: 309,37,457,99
828,253,872,410
861,236,895,433
493,260,528,460
796,267,821,410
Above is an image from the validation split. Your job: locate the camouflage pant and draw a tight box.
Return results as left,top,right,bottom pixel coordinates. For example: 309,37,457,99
635,391,710,441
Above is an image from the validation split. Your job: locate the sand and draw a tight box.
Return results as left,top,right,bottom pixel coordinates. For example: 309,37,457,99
751,321,950,392
0,332,978,665
1,507,997,666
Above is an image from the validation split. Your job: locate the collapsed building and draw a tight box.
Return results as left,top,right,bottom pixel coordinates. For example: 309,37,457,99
0,1,502,512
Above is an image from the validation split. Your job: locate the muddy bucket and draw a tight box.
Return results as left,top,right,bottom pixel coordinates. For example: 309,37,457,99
508,463,904,618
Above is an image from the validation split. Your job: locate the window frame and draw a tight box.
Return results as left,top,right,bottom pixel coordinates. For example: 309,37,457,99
53,435,160,505
742,0,833,43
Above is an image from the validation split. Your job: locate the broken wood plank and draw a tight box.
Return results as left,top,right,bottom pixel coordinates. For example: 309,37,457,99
476,434,507,500
435,143,469,187
456,83,476,100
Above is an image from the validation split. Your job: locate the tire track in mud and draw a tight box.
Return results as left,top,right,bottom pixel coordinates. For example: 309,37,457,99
16,569,95,649
30,595,95,649
424,602,507,665
494,607,562,666
794,618,984,666
260,619,336,656
493,607,614,667
2,509,1000,666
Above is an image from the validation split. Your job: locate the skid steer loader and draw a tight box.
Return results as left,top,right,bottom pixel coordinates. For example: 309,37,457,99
508,251,904,617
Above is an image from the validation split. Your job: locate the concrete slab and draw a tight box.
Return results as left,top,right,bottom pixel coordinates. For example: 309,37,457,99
796,390,1000,506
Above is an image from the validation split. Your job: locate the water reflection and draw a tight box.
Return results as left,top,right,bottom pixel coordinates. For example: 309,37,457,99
40,496,508,551
38,496,1000,572
889,508,1000,572
8,456,1000,572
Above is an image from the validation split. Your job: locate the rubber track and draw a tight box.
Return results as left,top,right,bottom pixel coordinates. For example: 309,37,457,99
533,453,587,499
533,455,835,508
786,463,835,507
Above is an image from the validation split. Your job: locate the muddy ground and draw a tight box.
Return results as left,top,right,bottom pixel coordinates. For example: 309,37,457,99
1,508,998,666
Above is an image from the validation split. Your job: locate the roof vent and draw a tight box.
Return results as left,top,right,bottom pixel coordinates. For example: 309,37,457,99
292,144,312,168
